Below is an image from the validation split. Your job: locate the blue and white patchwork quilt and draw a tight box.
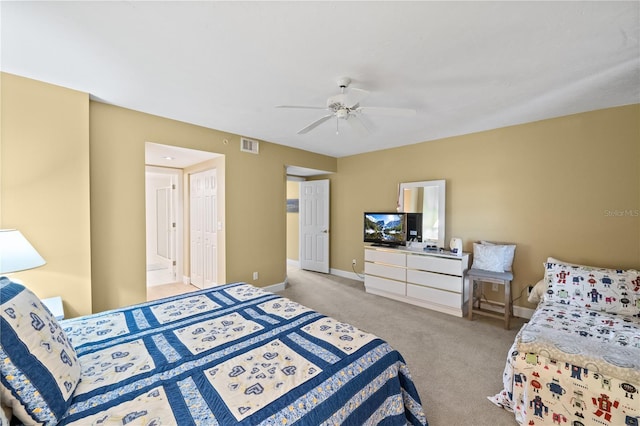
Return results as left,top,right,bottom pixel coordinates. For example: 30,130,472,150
57,282,427,425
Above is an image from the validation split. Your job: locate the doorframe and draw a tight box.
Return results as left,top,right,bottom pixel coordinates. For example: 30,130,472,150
145,166,184,286
285,175,305,269
189,167,218,289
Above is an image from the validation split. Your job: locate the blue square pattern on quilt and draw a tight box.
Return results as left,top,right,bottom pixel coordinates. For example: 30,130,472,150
0,277,81,425
543,262,640,316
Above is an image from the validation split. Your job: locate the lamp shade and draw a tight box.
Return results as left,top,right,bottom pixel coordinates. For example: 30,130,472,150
0,229,46,274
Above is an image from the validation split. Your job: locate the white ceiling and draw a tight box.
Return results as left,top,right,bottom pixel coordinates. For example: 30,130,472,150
2,1,638,158
145,142,221,168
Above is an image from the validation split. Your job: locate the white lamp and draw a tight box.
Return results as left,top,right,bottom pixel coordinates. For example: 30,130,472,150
0,229,46,274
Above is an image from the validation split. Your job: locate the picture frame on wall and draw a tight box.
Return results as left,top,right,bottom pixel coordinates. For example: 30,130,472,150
287,198,299,213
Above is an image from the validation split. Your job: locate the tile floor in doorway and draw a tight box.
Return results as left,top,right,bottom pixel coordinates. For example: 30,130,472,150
147,281,200,301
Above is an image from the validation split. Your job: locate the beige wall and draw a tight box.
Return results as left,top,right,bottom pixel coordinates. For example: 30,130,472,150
2,73,336,315
89,102,336,312
331,104,640,310
286,179,300,261
4,72,637,317
1,73,92,317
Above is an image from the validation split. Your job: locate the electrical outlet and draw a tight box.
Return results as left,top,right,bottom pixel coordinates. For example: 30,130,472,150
352,259,357,266
492,283,498,292
253,272,258,280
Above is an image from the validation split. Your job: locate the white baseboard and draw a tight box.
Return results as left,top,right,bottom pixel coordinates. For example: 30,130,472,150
515,306,534,320
287,259,300,268
183,276,190,285
263,281,287,292
330,268,364,282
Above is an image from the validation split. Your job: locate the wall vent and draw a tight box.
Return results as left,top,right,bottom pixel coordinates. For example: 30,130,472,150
240,137,259,154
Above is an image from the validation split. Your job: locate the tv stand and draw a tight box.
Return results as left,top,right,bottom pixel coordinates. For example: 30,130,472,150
364,245,470,317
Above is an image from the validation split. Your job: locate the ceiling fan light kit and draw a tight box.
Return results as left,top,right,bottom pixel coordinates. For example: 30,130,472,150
276,77,416,136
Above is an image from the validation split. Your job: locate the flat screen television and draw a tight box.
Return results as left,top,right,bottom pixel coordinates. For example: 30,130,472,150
364,212,407,246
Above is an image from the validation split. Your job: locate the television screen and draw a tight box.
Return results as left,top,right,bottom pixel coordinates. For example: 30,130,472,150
364,212,406,246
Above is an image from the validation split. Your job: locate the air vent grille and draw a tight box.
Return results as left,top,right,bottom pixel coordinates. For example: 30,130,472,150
240,137,259,154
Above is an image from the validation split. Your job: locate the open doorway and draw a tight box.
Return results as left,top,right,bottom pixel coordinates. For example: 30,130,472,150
145,166,182,286
285,166,333,276
145,142,224,301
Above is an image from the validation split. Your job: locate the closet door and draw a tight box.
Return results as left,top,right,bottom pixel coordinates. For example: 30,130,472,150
190,168,218,288
190,172,204,288
202,169,217,288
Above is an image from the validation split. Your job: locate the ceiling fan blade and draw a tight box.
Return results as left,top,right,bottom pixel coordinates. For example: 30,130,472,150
347,114,369,136
356,106,416,117
343,88,369,108
276,105,327,110
297,114,334,134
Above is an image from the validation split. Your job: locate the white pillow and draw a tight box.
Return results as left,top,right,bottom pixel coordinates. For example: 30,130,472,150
481,240,516,271
472,243,506,272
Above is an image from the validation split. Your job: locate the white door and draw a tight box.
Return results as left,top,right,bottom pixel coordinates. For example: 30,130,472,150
300,179,330,273
190,169,218,288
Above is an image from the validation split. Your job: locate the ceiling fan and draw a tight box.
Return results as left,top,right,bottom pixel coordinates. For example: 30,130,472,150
276,77,416,135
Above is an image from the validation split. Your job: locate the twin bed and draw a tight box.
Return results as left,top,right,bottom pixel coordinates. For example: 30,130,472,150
0,277,427,425
491,259,640,426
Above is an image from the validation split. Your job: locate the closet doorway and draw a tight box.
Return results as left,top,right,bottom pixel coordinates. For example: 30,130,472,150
189,168,218,289
145,166,182,286
145,142,224,295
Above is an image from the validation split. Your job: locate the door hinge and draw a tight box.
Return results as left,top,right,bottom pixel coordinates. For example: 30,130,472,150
173,260,177,266
172,184,176,190
172,222,176,228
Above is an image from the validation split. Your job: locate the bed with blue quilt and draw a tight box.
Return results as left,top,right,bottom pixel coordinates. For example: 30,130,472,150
0,277,427,425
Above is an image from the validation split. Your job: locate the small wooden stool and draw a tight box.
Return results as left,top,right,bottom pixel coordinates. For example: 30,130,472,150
467,268,514,329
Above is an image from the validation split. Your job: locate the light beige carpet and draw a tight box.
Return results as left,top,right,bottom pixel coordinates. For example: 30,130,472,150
280,268,524,426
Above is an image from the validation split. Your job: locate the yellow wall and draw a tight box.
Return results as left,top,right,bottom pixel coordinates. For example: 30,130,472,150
1,73,336,315
89,102,336,312
286,179,300,261
331,104,640,310
1,73,92,317
3,72,638,316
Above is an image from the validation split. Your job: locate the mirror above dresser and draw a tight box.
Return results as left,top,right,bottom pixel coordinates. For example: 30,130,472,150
398,180,446,249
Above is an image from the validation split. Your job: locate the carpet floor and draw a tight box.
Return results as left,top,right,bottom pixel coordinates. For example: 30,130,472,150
280,268,525,426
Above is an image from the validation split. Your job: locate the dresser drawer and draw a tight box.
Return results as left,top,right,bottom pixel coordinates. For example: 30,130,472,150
407,253,462,276
365,275,406,296
364,248,406,267
407,284,459,307
406,269,462,293
365,262,406,281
